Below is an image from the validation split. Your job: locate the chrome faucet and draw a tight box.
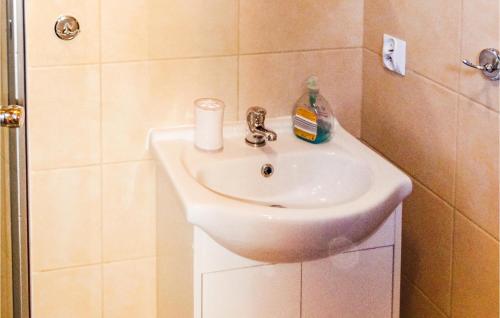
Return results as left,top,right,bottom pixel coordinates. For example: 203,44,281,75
245,106,277,147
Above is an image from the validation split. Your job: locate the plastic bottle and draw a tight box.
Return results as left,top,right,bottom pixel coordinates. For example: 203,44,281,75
292,76,334,144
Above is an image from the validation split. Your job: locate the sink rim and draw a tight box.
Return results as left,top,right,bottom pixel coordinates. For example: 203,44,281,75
151,118,411,219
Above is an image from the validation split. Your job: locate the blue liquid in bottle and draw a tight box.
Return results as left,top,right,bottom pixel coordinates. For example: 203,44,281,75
293,76,334,144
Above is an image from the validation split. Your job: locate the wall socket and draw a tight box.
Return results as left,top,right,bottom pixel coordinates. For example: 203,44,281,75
382,34,406,76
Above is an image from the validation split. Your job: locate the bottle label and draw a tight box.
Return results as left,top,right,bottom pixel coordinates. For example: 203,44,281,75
293,106,317,141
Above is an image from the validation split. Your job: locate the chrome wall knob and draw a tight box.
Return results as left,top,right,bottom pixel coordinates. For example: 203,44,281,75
55,15,80,40
462,48,500,81
0,105,24,128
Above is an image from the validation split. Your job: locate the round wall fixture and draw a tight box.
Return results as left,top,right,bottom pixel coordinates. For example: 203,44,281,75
54,15,80,40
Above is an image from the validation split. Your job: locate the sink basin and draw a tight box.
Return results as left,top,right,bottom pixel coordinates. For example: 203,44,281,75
194,150,372,209
151,117,412,263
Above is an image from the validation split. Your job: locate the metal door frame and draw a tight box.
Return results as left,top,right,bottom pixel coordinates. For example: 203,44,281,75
6,0,29,316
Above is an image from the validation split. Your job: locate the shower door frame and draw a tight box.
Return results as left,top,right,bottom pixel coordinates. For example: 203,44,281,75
5,0,30,317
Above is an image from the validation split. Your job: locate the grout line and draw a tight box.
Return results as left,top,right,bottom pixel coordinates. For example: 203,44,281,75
450,1,465,314
402,275,450,317
201,263,268,275
360,47,366,138
97,0,105,315
239,46,363,57
362,48,499,114
35,256,157,274
299,262,303,318
455,208,500,243
29,47,365,69
236,0,240,120
30,158,154,172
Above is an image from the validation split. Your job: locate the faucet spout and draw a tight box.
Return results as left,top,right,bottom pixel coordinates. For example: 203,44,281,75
253,126,277,142
245,106,277,147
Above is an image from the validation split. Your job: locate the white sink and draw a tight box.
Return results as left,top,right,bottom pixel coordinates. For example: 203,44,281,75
151,117,412,263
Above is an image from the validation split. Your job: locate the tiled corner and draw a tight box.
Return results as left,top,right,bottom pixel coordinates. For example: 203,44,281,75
400,277,447,318
456,97,499,239
25,0,100,66
28,65,101,170
239,0,363,54
239,49,362,137
148,0,237,59
402,181,453,314
362,50,458,203
101,57,237,163
459,0,499,111
31,265,102,318
102,161,156,262
30,167,101,272
452,212,499,318
101,0,149,62
363,0,461,90
103,258,157,318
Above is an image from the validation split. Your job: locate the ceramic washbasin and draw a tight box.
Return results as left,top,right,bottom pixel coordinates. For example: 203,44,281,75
150,117,412,263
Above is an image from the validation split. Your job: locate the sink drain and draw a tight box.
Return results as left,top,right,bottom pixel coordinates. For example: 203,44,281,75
261,163,274,178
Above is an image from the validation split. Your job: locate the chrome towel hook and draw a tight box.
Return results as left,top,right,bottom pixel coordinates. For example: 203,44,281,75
462,48,500,81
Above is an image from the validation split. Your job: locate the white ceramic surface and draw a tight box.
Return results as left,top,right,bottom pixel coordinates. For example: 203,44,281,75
151,117,412,262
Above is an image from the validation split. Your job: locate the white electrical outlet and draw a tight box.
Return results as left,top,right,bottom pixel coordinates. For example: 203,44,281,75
382,34,406,76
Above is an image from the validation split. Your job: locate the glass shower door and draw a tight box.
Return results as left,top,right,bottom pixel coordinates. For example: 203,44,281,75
1,0,13,315
0,0,29,317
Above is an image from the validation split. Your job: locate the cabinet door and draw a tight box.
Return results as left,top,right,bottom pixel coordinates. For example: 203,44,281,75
202,263,301,318
303,247,394,318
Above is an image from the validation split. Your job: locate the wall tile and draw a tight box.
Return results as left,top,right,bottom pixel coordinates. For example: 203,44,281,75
148,0,237,59
26,0,100,66
30,167,101,271
101,62,150,162
103,258,156,318
402,181,453,314
102,161,155,262
364,0,461,90
362,50,457,203
239,49,362,137
460,0,499,111
239,0,363,54
101,0,149,62
101,57,237,163
32,265,102,318
452,212,499,318
400,277,447,318
456,97,499,239
28,65,101,170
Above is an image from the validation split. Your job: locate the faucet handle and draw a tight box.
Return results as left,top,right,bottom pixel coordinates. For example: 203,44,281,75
246,106,267,126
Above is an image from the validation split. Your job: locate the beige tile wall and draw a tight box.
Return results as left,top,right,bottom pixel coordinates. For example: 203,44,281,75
25,0,364,317
363,0,499,317
26,0,499,317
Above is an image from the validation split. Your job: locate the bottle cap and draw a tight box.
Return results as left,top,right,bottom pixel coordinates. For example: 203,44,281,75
306,76,319,91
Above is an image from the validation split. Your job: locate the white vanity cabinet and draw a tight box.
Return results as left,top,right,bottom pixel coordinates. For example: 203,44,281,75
202,263,301,318
157,167,403,318
302,247,394,318
200,246,395,318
